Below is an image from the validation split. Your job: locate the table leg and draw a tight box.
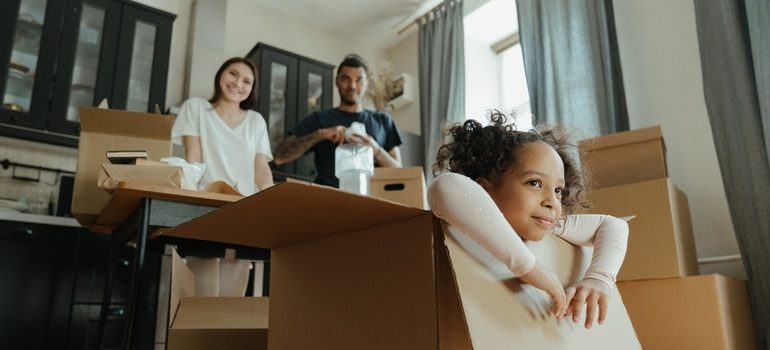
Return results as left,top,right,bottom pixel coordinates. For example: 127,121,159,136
95,234,118,350
123,198,150,350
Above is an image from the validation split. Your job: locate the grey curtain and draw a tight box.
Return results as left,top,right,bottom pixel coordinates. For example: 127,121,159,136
693,0,770,348
516,0,628,136
418,0,465,178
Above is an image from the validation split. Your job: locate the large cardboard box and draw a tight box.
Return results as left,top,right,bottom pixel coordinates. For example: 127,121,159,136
583,178,698,281
166,249,268,350
72,107,173,227
580,125,667,189
618,274,757,350
369,166,427,209
163,182,641,349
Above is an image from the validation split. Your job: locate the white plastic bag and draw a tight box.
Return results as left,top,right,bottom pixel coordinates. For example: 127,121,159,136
161,157,206,190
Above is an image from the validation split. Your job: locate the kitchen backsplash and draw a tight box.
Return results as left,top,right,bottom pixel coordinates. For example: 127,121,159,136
0,136,77,212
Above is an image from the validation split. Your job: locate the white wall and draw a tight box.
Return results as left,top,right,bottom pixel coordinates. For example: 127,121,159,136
613,0,744,278
386,32,421,135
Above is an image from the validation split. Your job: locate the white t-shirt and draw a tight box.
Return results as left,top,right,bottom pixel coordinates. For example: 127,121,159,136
171,97,273,196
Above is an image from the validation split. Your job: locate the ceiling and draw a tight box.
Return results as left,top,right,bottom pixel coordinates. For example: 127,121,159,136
250,0,445,49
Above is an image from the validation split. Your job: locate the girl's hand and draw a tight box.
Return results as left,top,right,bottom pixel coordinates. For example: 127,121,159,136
564,278,611,329
519,263,567,317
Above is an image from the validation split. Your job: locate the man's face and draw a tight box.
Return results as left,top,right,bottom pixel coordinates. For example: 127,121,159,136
336,66,368,106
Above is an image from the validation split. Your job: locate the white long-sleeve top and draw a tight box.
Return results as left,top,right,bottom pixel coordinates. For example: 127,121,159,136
427,172,628,288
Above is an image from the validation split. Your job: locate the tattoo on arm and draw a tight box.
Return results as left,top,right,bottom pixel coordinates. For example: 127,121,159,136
275,133,323,164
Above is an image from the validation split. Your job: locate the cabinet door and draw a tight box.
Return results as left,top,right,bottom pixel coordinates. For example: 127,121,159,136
296,60,333,179
47,0,121,135
254,48,299,176
0,221,77,349
0,0,64,130
111,3,172,113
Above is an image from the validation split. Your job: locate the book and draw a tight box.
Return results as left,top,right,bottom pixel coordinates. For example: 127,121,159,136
106,150,149,164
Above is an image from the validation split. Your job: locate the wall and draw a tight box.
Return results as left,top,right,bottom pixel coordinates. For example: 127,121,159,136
613,0,744,278
464,35,501,121
386,32,421,136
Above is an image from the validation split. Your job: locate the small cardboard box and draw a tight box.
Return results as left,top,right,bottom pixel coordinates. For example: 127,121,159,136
72,107,173,227
166,249,268,350
583,178,698,281
618,274,757,350
162,182,641,349
580,125,667,189
97,163,182,191
369,166,427,209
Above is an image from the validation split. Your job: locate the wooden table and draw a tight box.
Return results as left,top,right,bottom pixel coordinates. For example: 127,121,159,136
93,182,247,350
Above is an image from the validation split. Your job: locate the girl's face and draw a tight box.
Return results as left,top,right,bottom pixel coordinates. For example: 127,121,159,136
481,141,565,241
218,62,254,104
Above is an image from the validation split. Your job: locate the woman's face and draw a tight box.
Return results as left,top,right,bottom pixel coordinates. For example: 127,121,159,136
218,62,254,104
482,141,565,241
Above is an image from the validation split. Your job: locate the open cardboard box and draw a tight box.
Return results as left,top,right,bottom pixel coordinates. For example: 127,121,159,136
369,166,428,209
162,182,641,349
583,177,698,281
72,107,174,227
166,249,268,350
580,125,667,189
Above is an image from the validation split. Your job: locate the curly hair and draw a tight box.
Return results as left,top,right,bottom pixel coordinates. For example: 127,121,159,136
432,110,588,214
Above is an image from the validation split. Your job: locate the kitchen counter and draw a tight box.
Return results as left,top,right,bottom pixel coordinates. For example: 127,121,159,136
0,211,81,227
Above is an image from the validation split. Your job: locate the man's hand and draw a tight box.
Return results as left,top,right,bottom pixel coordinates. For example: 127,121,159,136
519,263,567,317
564,278,611,329
318,126,347,144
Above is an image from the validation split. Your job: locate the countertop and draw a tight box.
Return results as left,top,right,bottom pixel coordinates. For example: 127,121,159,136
0,211,81,227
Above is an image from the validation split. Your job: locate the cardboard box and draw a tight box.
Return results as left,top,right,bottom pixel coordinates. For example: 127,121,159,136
163,182,641,349
580,125,667,189
72,107,173,227
166,249,268,350
618,274,757,350
369,166,427,209
97,163,182,191
583,178,698,281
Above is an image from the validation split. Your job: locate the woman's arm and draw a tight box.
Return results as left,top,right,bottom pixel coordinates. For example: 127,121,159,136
253,153,274,191
428,172,567,316
182,135,203,163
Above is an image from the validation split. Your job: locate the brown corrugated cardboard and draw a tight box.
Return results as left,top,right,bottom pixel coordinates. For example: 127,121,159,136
162,182,641,349
97,163,182,190
369,166,428,209
72,107,173,227
580,125,667,189
583,178,698,281
618,274,757,350
167,249,268,350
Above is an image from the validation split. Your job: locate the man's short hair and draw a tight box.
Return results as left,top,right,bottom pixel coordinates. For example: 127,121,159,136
337,54,369,76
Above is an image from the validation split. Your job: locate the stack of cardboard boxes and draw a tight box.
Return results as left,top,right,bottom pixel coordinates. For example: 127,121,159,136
580,126,757,350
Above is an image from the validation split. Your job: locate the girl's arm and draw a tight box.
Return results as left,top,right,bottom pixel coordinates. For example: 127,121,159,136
253,153,274,191
182,135,203,163
551,215,629,288
428,172,567,316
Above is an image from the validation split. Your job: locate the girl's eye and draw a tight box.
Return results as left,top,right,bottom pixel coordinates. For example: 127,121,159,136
527,179,542,188
555,187,564,196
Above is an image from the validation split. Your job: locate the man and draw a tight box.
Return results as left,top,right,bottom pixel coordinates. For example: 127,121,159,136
274,54,403,187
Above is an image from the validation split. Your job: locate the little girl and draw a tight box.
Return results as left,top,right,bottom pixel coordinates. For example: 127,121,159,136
427,111,628,329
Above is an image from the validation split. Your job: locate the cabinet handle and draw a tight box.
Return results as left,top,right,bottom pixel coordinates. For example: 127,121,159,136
12,227,33,236
115,258,131,269
108,307,126,318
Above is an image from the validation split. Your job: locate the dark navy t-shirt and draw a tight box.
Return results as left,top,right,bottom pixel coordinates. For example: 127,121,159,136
289,108,402,187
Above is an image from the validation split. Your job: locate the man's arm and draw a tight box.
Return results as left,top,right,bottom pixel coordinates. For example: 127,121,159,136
274,126,346,165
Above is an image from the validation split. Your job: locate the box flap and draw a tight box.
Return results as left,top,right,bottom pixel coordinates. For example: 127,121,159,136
169,249,196,326
79,107,173,139
172,297,268,330
162,182,426,249
579,125,663,151
371,166,424,181
441,223,642,349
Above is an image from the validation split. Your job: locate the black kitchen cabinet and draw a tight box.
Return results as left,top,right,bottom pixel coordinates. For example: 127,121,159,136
0,220,79,349
0,0,174,147
246,43,334,182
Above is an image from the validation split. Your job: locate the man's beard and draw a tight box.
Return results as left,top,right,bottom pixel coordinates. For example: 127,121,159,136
340,96,358,106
